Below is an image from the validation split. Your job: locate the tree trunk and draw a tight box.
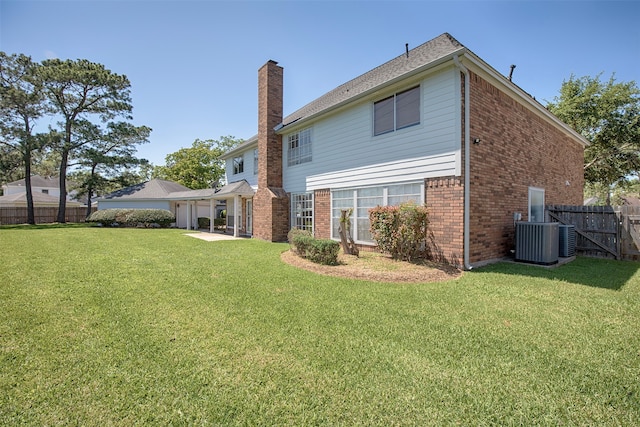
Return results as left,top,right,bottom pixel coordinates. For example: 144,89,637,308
23,144,35,225
56,149,69,223
338,209,359,257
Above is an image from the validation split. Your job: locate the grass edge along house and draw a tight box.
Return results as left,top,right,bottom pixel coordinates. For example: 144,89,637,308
219,33,587,269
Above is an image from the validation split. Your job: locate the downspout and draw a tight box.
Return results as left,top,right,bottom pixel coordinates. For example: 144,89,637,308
453,54,472,270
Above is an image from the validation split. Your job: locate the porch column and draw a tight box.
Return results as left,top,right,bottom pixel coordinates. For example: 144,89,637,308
186,202,191,230
209,199,214,233
233,195,240,237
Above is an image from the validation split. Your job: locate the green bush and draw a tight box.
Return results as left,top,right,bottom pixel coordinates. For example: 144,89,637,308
213,218,226,229
197,217,210,228
288,228,339,265
87,209,175,228
305,239,340,266
369,202,429,261
288,228,313,255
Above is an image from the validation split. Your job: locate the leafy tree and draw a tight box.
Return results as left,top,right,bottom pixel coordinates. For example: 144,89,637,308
0,52,45,223
0,144,23,189
154,136,242,189
38,58,133,222
547,74,640,205
70,122,151,217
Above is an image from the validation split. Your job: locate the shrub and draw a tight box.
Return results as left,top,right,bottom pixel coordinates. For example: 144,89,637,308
87,209,175,228
305,239,340,266
197,217,210,229
213,218,226,229
288,228,312,255
288,228,339,265
369,202,429,261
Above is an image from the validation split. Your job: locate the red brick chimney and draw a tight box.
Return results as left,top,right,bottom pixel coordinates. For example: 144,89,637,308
253,60,290,241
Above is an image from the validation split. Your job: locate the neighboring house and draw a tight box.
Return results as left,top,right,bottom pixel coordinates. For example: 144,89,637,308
0,175,83,207
1,175,78,200
0,191,83,208
220,33,587,268
96,179,226,229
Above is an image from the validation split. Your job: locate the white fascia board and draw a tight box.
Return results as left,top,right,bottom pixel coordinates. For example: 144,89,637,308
460,51,590,147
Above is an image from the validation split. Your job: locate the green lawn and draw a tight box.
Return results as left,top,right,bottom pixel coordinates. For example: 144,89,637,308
1,225,639,425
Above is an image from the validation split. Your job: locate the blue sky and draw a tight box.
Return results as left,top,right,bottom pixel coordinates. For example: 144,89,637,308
1,0,639,166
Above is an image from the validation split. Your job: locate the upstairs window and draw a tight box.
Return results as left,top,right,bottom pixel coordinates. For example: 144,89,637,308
233,156,244,175
287,128,312,166
374,86,420,135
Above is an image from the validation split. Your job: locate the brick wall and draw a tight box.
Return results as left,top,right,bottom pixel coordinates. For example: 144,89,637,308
467,71,584,263
425,176,465,266
313,189,331,239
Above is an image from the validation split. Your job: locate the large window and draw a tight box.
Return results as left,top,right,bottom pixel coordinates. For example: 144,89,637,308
233,156,244,175
291,192,314,232
374,86,420,135
331,182,423,243
287,128,312,166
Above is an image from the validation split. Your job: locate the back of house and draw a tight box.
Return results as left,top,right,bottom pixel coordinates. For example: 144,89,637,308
221,33,587,268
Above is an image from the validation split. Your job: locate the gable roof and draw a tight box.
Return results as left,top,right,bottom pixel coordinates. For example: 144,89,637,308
280,33,464,129
213,180,255,198
99,179,191,201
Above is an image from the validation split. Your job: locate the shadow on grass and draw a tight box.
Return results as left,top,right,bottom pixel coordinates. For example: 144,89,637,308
0,223,96,230
473,256,640,291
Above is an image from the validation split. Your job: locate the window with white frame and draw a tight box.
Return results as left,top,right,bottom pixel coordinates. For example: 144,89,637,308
253,148,258,175
233,156,244,175
528,187,545,222
291,192,314,232
374,86,420,135
331,182,423,243
287,128,312,166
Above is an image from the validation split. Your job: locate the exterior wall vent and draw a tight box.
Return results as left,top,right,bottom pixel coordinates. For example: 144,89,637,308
515,222,559,265
558,224,576,257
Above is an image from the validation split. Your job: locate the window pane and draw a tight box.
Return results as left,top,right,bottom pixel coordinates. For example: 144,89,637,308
374,96,394,135
529,188,545,222
396,86,420,129
288,129,312,166
357,219,372,242
291,193,314,232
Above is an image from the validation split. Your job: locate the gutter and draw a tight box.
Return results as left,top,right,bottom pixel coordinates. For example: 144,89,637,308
453,54,473,271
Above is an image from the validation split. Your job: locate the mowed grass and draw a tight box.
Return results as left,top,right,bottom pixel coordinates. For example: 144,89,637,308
1,225,639,425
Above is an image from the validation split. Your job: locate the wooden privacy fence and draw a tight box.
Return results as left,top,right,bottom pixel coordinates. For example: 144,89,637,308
0,207,96,225
547,205,640,261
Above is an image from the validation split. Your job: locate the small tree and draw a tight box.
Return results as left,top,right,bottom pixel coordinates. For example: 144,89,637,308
369,202,429,261
338,208,359,256
153,136,242,189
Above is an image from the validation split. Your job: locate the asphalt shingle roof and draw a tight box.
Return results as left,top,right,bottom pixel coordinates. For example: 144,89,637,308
100,179,192,200
280,33,464,128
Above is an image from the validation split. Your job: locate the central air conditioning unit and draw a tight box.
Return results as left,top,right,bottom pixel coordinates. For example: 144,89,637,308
515,222,559,265
558,224,576,257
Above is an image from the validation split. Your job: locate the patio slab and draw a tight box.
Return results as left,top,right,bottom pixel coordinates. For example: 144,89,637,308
184,232,242,241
